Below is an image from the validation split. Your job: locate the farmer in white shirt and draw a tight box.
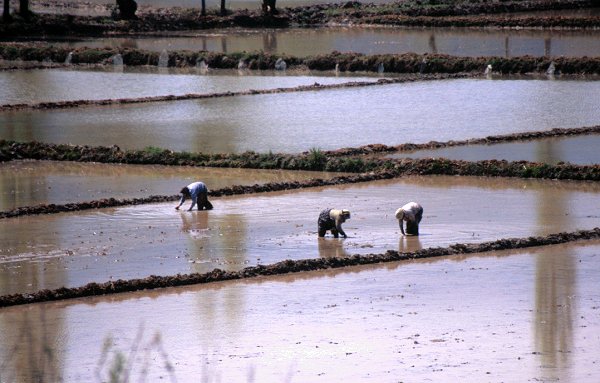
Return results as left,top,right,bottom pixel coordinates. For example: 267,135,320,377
175,181,213,211
395,202,423,236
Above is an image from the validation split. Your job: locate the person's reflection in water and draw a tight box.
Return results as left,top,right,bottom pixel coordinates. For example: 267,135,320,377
428,33,437,54
120,38,138,49
180,211,209,239
318,238,349,258
544,37,552,57
398,235,423,253
221,36,228,54
263,31,278,54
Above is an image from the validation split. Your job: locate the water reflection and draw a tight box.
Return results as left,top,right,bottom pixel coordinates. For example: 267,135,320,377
533,142,575,381
0,213,66,296
3,176,600,296
37,27,600,57
534,246,576,381
389,134,600,166
3,79,600,153
317,238,349,258
0,306,64,383
398,234,423,253
180,211,210,236
0,68,373,105
1,241,599,381
0,160,343,210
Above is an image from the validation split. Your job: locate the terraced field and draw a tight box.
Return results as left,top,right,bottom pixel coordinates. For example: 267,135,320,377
1,1,600,381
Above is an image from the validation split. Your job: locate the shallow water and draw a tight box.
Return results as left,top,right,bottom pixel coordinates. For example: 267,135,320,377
2,175,600,295
48,27,600,57
389,134,600,165
0,67,374,105
0,160,343,210
2,77,600,153
1,239,599,382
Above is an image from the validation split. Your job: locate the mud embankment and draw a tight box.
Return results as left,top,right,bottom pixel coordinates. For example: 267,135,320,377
2,139,600,218
0,74,470,111
353,14,600,29
288,0,598,22
328,126,600,156
4,126,600,171
0,172,394,219
1,227,598,307
289,1,600,28
3,138,600,176
1,0,599,36
2,43,600,75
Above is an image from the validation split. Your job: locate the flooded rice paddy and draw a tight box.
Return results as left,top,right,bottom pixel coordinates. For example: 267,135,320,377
390,134,600,165
2,176,600,296
2,77,600,153
0,68,374,105
0,160,343,210
2,9,600,381
49,27,600,58
1,239,599,382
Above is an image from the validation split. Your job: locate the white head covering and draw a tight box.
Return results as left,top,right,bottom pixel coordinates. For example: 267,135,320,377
395,207,405,220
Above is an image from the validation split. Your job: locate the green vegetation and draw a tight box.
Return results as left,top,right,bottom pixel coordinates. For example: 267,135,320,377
3,140,600,182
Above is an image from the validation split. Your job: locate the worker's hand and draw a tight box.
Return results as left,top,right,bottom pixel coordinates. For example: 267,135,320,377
187,208,192,212
175,206,180,210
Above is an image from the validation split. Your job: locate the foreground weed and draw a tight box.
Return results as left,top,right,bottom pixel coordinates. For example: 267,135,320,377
96,327,177,383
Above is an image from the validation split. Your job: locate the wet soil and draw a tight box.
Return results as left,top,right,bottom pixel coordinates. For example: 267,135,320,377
2,176,600,303
1,240,599,381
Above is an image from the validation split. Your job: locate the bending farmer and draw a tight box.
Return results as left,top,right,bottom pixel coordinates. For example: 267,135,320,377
395,202,423,236
318,208,351,238
176,181,213,211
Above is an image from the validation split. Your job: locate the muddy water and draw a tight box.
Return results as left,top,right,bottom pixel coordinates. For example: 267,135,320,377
3,78,600,153
390,134,600,165
2,176,600,296
1,239,599,382
0,67,374,105
0,160,343,210
52,27,600,57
